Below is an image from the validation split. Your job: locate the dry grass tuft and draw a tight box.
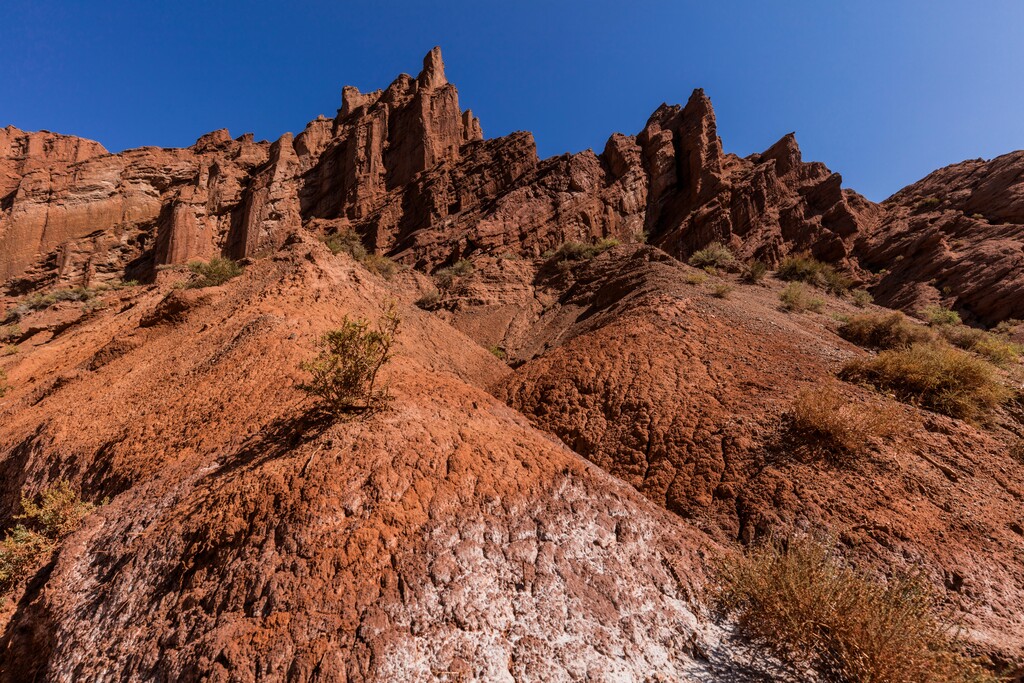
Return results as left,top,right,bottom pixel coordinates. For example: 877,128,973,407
840,342,1009,420
789,385,897,464
839,312,934,350
711,536,998,683
779,282,824,313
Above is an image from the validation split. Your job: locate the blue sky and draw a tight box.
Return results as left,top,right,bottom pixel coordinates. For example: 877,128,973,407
3,1,1022,200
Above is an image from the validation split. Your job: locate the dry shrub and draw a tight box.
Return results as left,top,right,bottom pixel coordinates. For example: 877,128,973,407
684,271,707,285
0,368,8,397
741,260,768,284
839,312,934,350
362,253,399,279
434,259,474,289
186,258,243,288
0,481,97,593
921,304,961,326
941,325,1022,367
712,283,735,299
323,230,367,260
851,288,873,307
777,253,851,294
779,282,823,312
688,242,736,270
415,290,442,310
789,385,897,464
840,342,1009,420
299,305,400,414
712,536,997,683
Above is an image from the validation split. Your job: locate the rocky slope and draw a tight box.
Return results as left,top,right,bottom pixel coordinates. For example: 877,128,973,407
1,47,1024,681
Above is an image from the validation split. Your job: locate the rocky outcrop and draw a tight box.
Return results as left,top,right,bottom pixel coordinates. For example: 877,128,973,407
857,151,1024,325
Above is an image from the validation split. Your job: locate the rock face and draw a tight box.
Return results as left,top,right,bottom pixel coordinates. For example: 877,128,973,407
858,151,1024,325
7,47,1024,324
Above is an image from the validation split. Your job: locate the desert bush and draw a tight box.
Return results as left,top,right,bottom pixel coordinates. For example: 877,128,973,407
546,238,619,263
850,288,873,307
2,345,16,356
362,253,399,279
488,345,507,361
7,288,95,320
434,259,475,290
789,385,896,464
920,304,961,326
299,305,400,414
712,283,735,299
779,282,823,313
688,242,735,270
777,253,851,294
992,319,1022,336
741,260,768,284
684,271,707,285
186,258,243,289
939,325,1021,367
0,480,97,593
1009,439,1024,465
0,324,22,342
415,290,442,310
917,196,942,211
840,342,1008,420
711,536,995,683
839,312,934,350
0,368,8,397
323,231,367,260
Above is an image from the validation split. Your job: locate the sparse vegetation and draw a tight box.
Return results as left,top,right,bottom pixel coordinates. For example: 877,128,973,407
779,282,824,313
741,260,768,284
2,344,16,357
789,385,896,464
711,536,996,683
0,368,8,397
777,253,851,294
840,342,1008,420
434,259,475,290
917,196,942,211
546,238,619,264
488,345,507,361
0,324,21,342
940,325,1022,367
0,480,97,594
415,290,442,310
683,271,707,285
323,231,400,279
850,288,873,307
839,312,934,350
921,304,961,326
688,242,735,271
5,288,95,321
299,305,400,414
711,283,735,299
185,258,244,289
323,230,367,260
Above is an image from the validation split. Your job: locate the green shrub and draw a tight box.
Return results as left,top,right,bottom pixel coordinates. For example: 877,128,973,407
688,242,735,270
7,288,95,320
850,288,873,307
712,283,735,299
779,282,823,313
777,253,851,294
488,345,507,361
186,258,243,289
840,342,1008,420
0,480,97,594
839,312,934,350
434,259,475,290
920,304,961,326
323,231,367,260
711,536,996,683
299,305,400,414
546,238,619,263
741,260,768,284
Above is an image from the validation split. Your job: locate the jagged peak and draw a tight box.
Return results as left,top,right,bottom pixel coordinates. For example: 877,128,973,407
760,132,802,176
418,46,447,90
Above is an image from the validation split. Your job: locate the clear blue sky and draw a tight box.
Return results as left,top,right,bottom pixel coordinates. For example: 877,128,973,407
3,1,1022,201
